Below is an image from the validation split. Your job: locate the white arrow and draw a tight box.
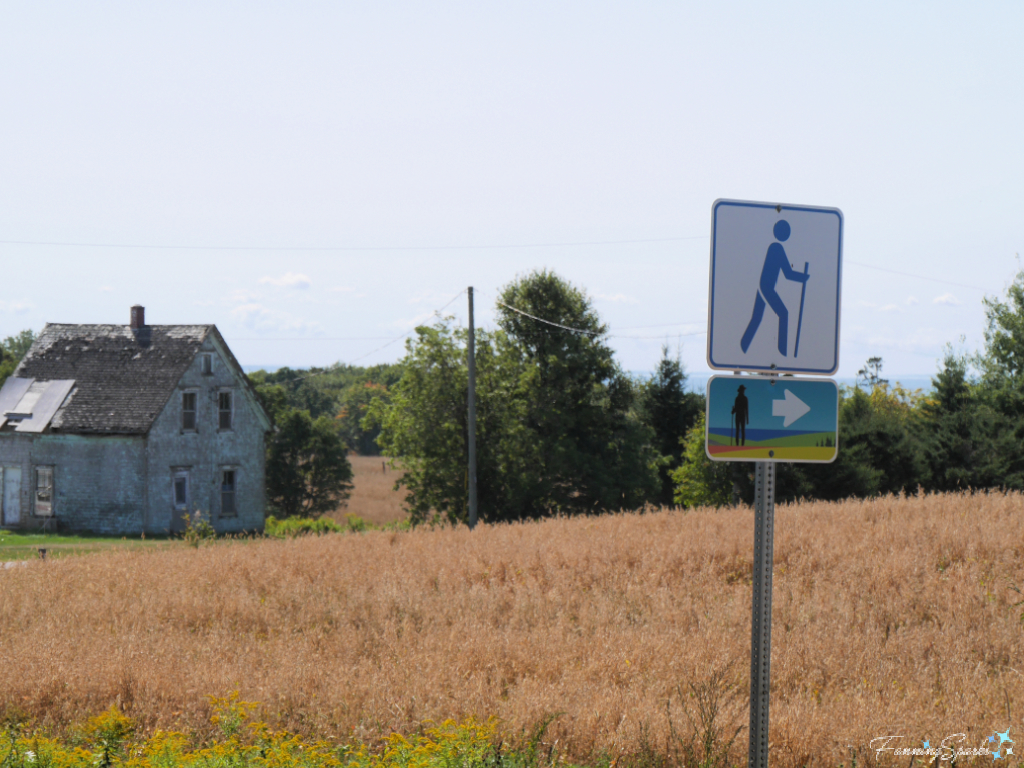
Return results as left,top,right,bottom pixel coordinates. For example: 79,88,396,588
772,388,810,427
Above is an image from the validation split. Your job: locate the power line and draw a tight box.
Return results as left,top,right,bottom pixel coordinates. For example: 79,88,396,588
612,330,706,340
229,336,395,341
0,235,706,252
0,232,1002,294
845,259,990,293
493,299,604,336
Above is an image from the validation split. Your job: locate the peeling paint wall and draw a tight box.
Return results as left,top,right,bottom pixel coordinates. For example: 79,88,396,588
145,337,265,534
0,432,146,534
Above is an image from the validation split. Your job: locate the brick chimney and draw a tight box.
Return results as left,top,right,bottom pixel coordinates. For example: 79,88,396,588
130,305,145,329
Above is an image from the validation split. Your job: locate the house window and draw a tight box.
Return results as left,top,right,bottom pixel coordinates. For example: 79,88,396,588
173,470,190,510
182,391,197,430
200,354,213,375
218,390,233,430
221,469,237,516
34,466,54,517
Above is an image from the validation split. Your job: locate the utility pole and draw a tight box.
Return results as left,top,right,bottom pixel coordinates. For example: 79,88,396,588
467,287,478,529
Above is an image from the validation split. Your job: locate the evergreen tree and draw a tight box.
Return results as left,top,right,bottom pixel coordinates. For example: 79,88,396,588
975,270,1024,487
921,350,1003,491
264,409,353,518
253,379,354,519
640,346,703,506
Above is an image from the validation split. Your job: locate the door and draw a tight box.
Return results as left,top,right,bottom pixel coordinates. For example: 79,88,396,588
3,467,21,526
171,470,190,532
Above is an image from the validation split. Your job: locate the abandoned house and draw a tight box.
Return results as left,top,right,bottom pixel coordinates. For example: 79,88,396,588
0,305,272,534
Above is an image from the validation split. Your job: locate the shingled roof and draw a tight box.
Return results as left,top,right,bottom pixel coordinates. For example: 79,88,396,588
14,323,214,435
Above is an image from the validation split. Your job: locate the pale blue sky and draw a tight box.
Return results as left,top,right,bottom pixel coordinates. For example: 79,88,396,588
1,2,1021,381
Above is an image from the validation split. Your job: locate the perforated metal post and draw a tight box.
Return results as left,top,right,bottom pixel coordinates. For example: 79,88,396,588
748,460,776,768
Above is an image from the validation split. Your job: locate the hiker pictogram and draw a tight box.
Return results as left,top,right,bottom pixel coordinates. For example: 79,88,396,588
731,384,749,445
739,220,810,357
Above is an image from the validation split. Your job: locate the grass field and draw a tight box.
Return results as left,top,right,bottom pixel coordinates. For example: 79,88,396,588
333,455,408,527
0,530,170,562
1,491,1022,767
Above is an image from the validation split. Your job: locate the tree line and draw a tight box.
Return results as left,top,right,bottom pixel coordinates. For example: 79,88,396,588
1,267,1020,524
365,268,1024,524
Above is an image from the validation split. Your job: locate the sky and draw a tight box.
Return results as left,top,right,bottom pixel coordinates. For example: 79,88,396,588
1,2,1021,383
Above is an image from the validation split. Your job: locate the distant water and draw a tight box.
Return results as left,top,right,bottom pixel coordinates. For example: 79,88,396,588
247,364,936,394
679,372,935,394
243,364,282,373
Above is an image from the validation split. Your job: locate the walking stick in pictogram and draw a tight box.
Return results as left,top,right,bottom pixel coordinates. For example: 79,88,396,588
794,262,809,358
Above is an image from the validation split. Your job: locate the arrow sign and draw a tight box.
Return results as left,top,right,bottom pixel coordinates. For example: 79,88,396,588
772,388,810,427
705,375,839,463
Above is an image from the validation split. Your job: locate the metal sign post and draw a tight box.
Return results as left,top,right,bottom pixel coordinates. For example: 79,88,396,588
748,460,775,768
704,198,845,768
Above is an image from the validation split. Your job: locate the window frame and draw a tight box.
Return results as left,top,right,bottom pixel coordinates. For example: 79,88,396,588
217,389,234,431
220,467,237,517
200,353,213,376
181,390,198,431
34,465,54,517
172,469,190,511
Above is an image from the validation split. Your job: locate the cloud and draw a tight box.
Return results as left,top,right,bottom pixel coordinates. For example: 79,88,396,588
98,286,114,293
906,296,919,306
227,289,262,305
933,293,962,306
879,304,900,313
230,303,323,335
328,286,355,293
860,329,949,356
258,272,311,290
594,292,638,304
0,300,34,315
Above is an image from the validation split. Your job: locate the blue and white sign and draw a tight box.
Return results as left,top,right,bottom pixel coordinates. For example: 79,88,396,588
705,375,839,463
707,199,843,375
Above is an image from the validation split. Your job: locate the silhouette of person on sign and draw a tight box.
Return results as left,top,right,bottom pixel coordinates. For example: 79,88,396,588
740,220,809,357
731,384,749,446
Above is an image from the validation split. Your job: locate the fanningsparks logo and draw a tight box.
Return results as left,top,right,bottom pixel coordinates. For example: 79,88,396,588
871,729,1014,762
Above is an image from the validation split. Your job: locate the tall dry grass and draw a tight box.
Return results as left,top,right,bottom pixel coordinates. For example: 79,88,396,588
1,492,1023,766
333,455,407,526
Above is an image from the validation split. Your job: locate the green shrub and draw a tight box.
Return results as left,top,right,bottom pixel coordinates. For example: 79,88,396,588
181,511,217,548
264,516,344,538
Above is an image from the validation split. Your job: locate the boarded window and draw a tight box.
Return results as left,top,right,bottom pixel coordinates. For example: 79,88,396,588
218,391,233,430
182,392,197,430
34,466,53,517
221,469,237,516
201,354,213,375
173,471,189,510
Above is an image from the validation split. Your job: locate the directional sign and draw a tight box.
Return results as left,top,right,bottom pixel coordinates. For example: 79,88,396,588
707,199,843,375
705,375,838,463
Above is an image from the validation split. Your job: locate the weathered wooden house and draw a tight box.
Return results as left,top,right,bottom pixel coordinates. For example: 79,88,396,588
0,306,271,534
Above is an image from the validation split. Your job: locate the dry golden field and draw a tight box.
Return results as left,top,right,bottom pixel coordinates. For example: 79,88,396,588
1,492,1023,767
331,455,408,527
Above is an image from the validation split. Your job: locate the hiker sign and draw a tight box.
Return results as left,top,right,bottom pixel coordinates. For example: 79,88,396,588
705,375,839,463
707,199,843,375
